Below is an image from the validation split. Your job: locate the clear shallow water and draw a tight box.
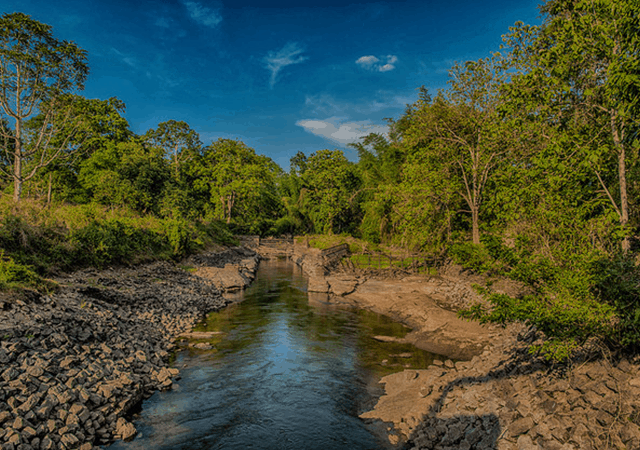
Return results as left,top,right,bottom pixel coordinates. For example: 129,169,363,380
109,259,442,450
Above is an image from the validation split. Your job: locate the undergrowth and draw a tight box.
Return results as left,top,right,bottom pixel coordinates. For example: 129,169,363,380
455,235,640,361
0,199,236,290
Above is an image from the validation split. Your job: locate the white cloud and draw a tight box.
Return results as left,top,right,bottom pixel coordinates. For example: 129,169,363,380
263,42,308,88
181,0,223,28
355,55,380,69
378,64,395,72
356,54,398,72
296,117,389,145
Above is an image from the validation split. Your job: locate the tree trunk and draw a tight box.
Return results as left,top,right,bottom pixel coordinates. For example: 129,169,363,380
174,145,179,180
226,192,234,224
612,113,630,252
471,205,480,245
47,172,52,206
12,118,22,203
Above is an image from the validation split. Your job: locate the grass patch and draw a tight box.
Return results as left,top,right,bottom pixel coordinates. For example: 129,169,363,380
0,198,235,290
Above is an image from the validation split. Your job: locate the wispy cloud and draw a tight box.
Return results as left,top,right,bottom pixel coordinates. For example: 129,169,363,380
111,48,137,69
155,17,171,28
263,42,308,88
181,0,223,28
356,54,398,72
304,92,415,116
296,117,389,145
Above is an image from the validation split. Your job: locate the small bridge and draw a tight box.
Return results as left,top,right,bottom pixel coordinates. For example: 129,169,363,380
236,235,294,257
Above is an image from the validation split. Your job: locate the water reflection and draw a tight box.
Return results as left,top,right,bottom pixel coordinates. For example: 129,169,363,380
109,259,442,450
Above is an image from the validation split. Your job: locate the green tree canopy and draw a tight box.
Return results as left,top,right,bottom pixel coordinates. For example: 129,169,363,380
0,12,89,202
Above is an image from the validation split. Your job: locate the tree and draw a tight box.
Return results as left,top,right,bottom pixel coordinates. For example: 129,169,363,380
505,1,640,251
79,138,169,214
144,120,202,181
0,12,89,202
401,57,511,245
23,96,131,203
192,139,281,226
296,149,361,234
350,133,406,243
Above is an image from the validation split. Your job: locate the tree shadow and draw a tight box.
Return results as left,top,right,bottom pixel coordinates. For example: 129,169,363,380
402,335,574,450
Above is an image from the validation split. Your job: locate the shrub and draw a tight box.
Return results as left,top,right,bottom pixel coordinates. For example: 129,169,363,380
0,252,42,290
592,254,640,347
448,242,494,273
69,219,167,267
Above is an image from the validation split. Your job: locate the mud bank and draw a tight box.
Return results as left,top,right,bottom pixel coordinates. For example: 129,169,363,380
292,246,640,449
0,247,259,450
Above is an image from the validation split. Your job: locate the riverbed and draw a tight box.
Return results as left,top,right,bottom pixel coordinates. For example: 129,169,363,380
108,259,444,450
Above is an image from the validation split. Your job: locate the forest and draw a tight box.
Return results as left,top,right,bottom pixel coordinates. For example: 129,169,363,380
1,1,639,360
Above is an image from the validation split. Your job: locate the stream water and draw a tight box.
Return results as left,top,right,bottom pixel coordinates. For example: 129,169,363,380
109,259,443,450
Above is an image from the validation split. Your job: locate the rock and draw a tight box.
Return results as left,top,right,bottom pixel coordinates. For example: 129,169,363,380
114,418,136,441
444,359,455,369
60,434,79,448
178,331,224,339
39,436,54,450
327,277,358,296
191,343,213,350
0,411,12,424
372,336,407,344
307,277,330,293
517,434,539,450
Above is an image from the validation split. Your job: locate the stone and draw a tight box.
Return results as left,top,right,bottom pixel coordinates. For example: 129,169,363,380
0,411,12,424
12,418,23,430
516,435,538,450
628,377,640,388
510,417,535,437
59,434,78,448
25,367,43,378
20,427,36,440
39,436,54,450
444,359,455,369
307,277,330,293
191,342,213,350
115,417,136,441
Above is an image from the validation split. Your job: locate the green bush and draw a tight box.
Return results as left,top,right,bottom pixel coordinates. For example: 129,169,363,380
0,252,42,290
70,219,168,267
460,288,617,361
448,242,494,273
592,254,640,347
162,217,198,257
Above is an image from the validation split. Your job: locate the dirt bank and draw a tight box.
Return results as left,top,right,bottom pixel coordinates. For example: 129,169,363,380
0,247,259,450
294,247,640,449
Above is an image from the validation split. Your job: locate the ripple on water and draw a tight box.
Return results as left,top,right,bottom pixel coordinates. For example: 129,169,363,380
109,259,446,450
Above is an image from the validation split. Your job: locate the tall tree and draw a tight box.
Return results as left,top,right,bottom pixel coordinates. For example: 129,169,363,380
144,120,202,181
23,96,130,203
402,57,510,244
193,138,280,226
507,0,640,251
0,13,89,202
297,149,361,234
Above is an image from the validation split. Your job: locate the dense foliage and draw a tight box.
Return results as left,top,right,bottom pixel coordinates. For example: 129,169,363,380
2,3,640,358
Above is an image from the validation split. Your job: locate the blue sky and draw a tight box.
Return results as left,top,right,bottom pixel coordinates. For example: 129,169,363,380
3,0,542,169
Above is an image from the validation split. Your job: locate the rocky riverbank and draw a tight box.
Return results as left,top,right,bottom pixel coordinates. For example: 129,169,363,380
0,247,259,450
292,246,640,449
361,325,640,450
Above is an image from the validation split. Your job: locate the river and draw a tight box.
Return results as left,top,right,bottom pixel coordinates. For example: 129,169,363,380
108,259,443,450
